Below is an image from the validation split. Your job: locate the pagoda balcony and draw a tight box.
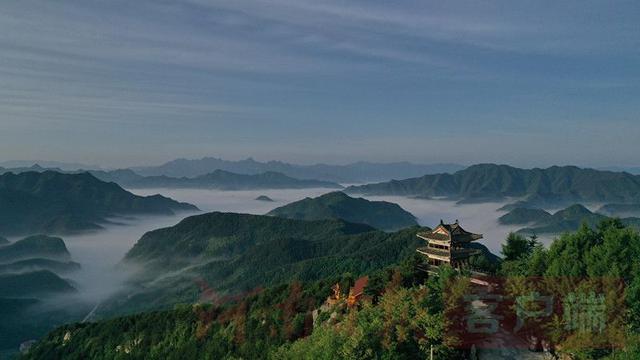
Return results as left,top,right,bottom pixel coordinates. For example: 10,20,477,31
416,246,481,260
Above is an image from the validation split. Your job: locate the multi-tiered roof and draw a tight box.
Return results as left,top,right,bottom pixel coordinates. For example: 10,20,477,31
417,220,483,269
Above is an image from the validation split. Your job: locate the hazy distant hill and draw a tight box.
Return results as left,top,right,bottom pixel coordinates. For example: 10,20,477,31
91,169,342,190
0,236,8,245
0,166,342,190
132,157,464,183
0,235,80,288
0,235,71,263
0,235,84,353
0,258,80,274
255,195,274,202
0,160,101,171
0,270,76,298
598,166,640,175
347,164,640,207
504,204,640,235
598,203,640,218
498,208,552,225
0,171,197,236
268,192,417,231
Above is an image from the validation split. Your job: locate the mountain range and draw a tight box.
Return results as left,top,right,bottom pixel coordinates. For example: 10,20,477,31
267,192,417,231
347,164,640,208
499,204,640,235
89,169,342,190
1,165,342,190
0,171,197,236
131,157,464,183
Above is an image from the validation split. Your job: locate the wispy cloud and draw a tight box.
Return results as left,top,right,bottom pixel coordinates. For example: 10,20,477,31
0,0,638,167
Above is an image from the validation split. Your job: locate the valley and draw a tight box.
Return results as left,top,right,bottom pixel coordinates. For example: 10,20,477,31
6,171,640,357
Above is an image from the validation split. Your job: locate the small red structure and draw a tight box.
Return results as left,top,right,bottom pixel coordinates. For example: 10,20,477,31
347,276,369,307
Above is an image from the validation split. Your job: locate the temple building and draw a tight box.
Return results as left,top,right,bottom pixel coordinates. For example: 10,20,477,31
416,220,483,273
347,276,369,307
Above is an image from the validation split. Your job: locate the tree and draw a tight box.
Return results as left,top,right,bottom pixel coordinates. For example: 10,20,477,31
501,232,538,261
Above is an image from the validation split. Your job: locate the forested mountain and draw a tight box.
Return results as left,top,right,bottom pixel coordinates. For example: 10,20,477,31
0,258,80,274
131,157,464,183
24,221,640,359
0,235,71,263
502,204,640,235
347,164,640,207
0,171,197,235
91,169,342,190
99,212,433,317
498,207,552,225
267,192,417,231
0,235,85,355
0,235,79,296
24,258,444,359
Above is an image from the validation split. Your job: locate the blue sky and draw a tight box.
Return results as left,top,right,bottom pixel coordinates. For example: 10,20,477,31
0,0,639,168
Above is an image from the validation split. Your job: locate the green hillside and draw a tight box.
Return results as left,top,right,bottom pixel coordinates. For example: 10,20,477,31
96,212,436,317
267,192,417,231
498,207,552,225
0,258,81,274
24,220,640,359
0,171,197,235
347,164,640,207
0,270,76,298
0,235,71,263
22,257,452,360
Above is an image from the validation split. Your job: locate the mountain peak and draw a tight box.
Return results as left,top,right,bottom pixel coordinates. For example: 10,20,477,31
268,191,417,231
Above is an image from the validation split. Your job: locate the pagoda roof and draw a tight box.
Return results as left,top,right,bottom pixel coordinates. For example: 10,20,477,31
417,220,483,243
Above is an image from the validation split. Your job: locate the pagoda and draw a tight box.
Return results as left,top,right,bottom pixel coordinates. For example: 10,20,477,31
416,220,483,272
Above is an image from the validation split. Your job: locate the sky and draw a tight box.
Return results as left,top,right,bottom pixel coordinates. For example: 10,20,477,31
0,0,639,168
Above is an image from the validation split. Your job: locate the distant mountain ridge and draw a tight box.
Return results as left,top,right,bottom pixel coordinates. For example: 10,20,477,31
347,164,640,207
90,169,342,190
267,192,418,231
0,166,342,190
499,204,640,235
0,171,197,235
132,157,464,183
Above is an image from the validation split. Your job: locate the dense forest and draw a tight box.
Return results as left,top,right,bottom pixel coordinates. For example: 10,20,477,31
22,219,640,359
